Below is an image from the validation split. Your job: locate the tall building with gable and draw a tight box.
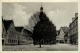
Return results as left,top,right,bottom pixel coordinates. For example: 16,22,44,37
2,19,18,45
58,27,69,43
69,13,78,44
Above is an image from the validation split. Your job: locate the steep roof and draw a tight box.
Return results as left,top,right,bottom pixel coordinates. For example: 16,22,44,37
15,27,23,33
24,29,32,34
23,29,32,37
3,20,14,31
61,27,69,33
57,30,60,35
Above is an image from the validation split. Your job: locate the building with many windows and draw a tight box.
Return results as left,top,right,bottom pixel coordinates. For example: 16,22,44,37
15,27,33,45
22,29,33,44
2,19,18,45
15,27,24,44
69,13,78,44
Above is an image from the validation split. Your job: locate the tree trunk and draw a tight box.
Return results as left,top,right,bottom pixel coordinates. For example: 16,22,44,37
40,44,41,48
50,40,51,46
33,40,35,46
39,40,41,48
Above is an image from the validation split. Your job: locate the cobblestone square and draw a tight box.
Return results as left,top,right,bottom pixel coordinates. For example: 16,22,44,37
2,43,78,51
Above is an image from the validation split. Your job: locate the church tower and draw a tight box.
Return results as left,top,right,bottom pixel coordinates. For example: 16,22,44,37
40,3,43,13
39,2,49,21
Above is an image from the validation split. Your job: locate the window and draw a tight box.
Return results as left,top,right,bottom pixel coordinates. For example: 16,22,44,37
2,34,3,38
76,21,77,25
10,40,11,43
3,28,4,31
12,40,13,43
14,40,15,43
8,39,9,43
10,31,11,33
15,40,16,43
13,40,14,43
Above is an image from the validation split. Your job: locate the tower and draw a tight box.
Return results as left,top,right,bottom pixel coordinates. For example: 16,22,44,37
40,2,43,12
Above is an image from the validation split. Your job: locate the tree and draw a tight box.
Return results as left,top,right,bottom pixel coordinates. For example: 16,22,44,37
32,10,57,48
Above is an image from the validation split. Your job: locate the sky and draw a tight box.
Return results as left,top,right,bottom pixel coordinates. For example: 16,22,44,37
2,2,78,30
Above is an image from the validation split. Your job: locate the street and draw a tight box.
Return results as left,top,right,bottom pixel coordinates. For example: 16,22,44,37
2,43,78,51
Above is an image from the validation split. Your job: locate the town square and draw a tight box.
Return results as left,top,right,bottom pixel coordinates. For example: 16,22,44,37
2,2,78,51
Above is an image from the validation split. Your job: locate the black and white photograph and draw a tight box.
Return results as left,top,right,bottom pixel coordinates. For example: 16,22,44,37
2,2,78,51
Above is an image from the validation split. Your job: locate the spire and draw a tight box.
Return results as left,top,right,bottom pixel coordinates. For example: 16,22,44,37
41,2,42,7
40,2,43,11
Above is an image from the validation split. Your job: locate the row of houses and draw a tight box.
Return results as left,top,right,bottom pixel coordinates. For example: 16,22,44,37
56,13,78,45
2,17,33,45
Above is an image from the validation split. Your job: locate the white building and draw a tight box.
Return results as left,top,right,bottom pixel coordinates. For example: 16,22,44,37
58,27,69,43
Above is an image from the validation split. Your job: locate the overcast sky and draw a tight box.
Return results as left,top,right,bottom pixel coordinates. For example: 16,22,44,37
2,2,78,30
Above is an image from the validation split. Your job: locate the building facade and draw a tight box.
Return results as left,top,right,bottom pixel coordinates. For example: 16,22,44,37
67,29,70,44
58,27,69,43
2,20,18,45
22,29,33,44
15,27,33,45
2,18,6,45
69,13,78,45
64,32,68,43
15,27,25,44
56,30,60,43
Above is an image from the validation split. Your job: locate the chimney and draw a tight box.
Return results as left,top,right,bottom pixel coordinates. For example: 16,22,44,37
75,13,78,18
